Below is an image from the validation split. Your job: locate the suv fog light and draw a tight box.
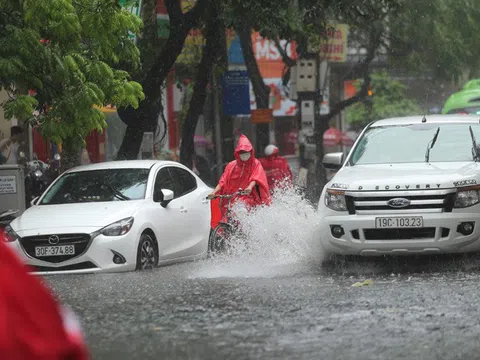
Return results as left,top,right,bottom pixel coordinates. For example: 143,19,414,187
330,225,345,238
111,250,126,264
457,222,475,236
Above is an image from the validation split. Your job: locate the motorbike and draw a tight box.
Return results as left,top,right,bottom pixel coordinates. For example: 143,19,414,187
18,151,61,207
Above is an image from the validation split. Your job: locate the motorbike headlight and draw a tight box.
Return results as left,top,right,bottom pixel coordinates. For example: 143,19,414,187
3,225,20,243
325,189,347,211
454,186,480,208
98,217,134,237
34,169,43,178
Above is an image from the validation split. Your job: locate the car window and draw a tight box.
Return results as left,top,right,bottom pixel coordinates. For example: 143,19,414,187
154,168,176,199
40,168,150,205
169,167,197,197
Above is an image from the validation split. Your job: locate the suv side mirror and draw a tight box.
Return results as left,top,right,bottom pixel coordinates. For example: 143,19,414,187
323,152,344,170
154,189,174,208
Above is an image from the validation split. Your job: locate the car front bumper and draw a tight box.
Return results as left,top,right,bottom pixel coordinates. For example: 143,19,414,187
319,212,480,256
7,231,137,273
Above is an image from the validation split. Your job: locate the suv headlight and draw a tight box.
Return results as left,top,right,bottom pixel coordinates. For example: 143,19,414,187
3,225,20,243
325,189,347,211
454,186,480,208
97,217,134,237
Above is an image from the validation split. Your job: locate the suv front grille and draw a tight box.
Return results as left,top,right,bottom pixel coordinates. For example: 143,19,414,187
363,228,436,240
345,190,457,215
20,233,92,263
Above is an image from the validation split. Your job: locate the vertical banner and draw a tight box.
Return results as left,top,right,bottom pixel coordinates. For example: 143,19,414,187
222,71,250,116
319,24,349,63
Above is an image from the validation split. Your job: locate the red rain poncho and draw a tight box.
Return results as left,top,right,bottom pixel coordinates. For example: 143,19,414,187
0,240,89,360
217,135,271,216
259,149,293,191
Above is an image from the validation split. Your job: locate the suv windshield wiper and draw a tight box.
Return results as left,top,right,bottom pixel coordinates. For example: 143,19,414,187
469,126,480,161
100,181,130,201
425,127,440,163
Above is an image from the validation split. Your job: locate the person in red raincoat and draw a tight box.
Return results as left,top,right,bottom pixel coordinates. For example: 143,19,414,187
0,238,89,360
208,135,270,217
259,144,293,192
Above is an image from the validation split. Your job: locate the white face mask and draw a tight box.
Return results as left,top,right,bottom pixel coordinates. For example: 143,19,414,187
239,152,251,162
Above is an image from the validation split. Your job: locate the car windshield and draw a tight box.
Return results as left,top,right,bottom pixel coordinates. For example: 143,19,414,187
349,123,480,165
39,168,150,205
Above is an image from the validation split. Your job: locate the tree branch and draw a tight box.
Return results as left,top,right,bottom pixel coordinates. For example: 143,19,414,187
274,38,295,67
322,27,381,120
142,0,208,99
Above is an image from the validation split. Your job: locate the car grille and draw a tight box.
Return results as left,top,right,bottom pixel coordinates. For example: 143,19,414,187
28,261,98,272
363,228,436,240
20,233,92,263
345,189,457,215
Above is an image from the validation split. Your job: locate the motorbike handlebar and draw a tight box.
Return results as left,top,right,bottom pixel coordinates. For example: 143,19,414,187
206,190,248,200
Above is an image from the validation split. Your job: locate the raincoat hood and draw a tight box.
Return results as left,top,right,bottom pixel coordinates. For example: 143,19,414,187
234,135,255,165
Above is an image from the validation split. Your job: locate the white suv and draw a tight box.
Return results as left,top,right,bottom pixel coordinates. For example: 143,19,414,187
317,115,480,257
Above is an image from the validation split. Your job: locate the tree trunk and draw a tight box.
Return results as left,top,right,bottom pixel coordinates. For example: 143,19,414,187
216,16,234,168
307,115,329,204
237,22,271,155
179,2,219,169
60,138,82,172
116,100,162,160
116,0,208,160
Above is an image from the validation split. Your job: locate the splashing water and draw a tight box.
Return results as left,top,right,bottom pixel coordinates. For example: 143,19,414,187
189,182,325,279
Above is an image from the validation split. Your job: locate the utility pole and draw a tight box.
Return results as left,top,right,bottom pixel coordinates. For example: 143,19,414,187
293,54,320,200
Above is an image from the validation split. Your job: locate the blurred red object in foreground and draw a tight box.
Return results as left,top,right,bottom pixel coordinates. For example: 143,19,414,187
0,240,89,359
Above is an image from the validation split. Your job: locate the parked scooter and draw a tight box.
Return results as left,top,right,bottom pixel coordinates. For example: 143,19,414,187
18,152,61,207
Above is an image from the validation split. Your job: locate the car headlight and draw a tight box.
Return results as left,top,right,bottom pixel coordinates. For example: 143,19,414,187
98,217,134,237
2,225,20,243
454,186,480,208
325,189,347,211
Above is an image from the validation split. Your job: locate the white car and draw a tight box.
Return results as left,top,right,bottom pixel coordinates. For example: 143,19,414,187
3,160,212,274
318,115,480,258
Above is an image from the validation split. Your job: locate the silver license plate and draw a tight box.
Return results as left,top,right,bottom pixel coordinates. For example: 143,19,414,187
375,217,423,228
35,245,75,257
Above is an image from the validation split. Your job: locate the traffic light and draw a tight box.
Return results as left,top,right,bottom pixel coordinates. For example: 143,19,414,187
367,85,373,97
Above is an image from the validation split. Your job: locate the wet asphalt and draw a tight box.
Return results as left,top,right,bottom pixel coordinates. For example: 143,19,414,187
46,255,480,360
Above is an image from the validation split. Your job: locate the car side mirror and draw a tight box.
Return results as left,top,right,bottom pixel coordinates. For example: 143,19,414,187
30,196,39,206
323,152,344,170
154,189,174,208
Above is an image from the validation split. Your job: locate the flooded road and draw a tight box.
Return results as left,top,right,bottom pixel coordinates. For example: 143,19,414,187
47,255,480,360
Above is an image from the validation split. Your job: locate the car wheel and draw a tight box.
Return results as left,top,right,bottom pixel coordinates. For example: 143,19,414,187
135,233,158,271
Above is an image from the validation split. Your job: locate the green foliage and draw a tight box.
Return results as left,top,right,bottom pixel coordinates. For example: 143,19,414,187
388,0,480,82
0,0,144,146
346,71,422,129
